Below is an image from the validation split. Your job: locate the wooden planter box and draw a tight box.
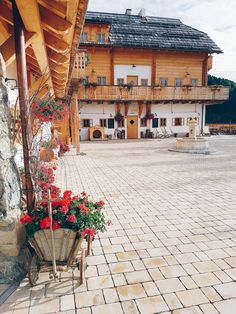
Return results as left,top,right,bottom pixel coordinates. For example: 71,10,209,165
29,228,83,263
39,148,55,162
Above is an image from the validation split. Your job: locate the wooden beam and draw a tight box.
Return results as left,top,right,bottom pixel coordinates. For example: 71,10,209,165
0,2,13,25
110,48,114,85
0,20,11,45
138,103,144,117
38,0,67,18
15,0,54,95
44,30,70,53
39,4,72,35
47,47,69,64
0,32,37,66
151,50,156,85
49,60,67,74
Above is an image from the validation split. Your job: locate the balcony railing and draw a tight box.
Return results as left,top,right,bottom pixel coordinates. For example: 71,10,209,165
71,51,86,79
78,85,229,103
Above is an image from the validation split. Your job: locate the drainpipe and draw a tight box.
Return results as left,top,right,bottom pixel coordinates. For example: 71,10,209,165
201,103,205,135
12,0,34,211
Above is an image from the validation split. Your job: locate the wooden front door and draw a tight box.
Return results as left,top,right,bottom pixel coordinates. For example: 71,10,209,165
127,116,138,139
127,75,138,85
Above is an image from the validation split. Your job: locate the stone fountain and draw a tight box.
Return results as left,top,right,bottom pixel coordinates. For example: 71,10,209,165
170,117,213,154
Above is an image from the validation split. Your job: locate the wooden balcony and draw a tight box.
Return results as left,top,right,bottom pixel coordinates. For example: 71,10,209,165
78,85,229,103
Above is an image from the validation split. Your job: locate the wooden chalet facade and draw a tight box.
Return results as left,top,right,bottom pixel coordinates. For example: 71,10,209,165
75,9,229,140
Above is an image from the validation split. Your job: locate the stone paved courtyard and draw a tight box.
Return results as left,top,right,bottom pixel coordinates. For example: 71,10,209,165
1,136,236,314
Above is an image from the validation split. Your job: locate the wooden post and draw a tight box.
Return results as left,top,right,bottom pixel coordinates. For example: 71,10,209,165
71,91,80,154
12,0,34,211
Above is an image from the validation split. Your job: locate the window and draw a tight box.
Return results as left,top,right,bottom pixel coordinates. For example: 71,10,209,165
160,118,167,127
191,79,198,86
81,32,88,42
97,33,106,43
160,78,168,86
175,78,183,87
172,118,184,126
108,118,115,129
140,118,147,127
97,76,106,85
100,119,107,127
141,79,148,86
117,78,124,86
82,119,92,127
152,118,159,128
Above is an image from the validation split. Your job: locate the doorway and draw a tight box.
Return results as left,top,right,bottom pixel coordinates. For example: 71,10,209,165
127,76,138,85
127,116,138,139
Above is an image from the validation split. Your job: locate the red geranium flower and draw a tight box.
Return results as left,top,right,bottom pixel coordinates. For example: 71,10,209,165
52,220,61,230
81,192,87,197
107,220,112,226
96,200,105,206
80,204,89,215
52,166,57,170
82,228,95,237
40,217,51,229
20,214,33,224
60,205,69,214
66,215,76,222
63,190,73,200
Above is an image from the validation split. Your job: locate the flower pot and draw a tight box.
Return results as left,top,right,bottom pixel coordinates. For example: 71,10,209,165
30,228,83,262
40,148,54,162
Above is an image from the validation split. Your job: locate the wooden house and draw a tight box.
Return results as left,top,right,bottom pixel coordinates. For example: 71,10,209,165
75,9,229,140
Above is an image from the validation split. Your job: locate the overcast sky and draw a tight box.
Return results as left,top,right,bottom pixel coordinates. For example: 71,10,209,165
88,0,236,82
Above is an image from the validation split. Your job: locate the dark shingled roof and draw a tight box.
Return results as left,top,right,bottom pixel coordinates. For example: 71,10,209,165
81,11,222,53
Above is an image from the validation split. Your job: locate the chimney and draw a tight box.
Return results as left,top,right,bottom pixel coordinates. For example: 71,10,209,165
125,9,132,15
139,8,146,18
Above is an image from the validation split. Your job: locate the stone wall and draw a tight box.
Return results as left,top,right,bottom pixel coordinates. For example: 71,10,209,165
0,54,25,283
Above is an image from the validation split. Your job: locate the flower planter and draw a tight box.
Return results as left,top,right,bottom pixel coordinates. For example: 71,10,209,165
40,148,55,162
29,228,83,262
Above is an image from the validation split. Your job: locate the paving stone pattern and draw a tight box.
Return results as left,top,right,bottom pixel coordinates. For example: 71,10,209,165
1,137,236,313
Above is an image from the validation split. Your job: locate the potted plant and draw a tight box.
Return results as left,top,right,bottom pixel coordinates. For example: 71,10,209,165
59,143,70,157
114,113,124,124
40,140,58,162
31,99,68,123
20,190,109,258
145,113,155,120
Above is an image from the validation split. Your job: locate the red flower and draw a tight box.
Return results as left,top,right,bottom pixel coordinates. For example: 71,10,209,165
81,192,87,197
96,200,105,206
52,166,57,170
66,215,76,223
52,220,61,230
107,220,112,226
40,217,51,229
63,190,73,200
20,214,33,224
71,195,79,201
80,204,89,215
60,205,69,214
82,228,95,237
61,199,70,207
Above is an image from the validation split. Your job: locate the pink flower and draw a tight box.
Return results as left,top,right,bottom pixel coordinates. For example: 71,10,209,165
66,215,76,223
107,220,112,226
80,204,89,215
60,205,69,214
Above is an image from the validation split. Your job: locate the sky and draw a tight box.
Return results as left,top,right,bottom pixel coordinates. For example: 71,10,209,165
88,0,236,82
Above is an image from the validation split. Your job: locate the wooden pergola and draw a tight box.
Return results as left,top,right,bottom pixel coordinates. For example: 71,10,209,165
0,0,88,210
0,0,88,98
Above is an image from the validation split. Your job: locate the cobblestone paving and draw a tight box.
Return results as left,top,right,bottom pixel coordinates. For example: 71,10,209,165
2,136,236,313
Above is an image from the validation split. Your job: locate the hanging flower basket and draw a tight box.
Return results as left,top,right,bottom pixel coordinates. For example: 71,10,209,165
146,113,155,120
31,99,68,123
114,113,124,123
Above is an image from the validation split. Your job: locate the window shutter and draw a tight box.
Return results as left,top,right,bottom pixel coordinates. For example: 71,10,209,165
152,118,158,128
